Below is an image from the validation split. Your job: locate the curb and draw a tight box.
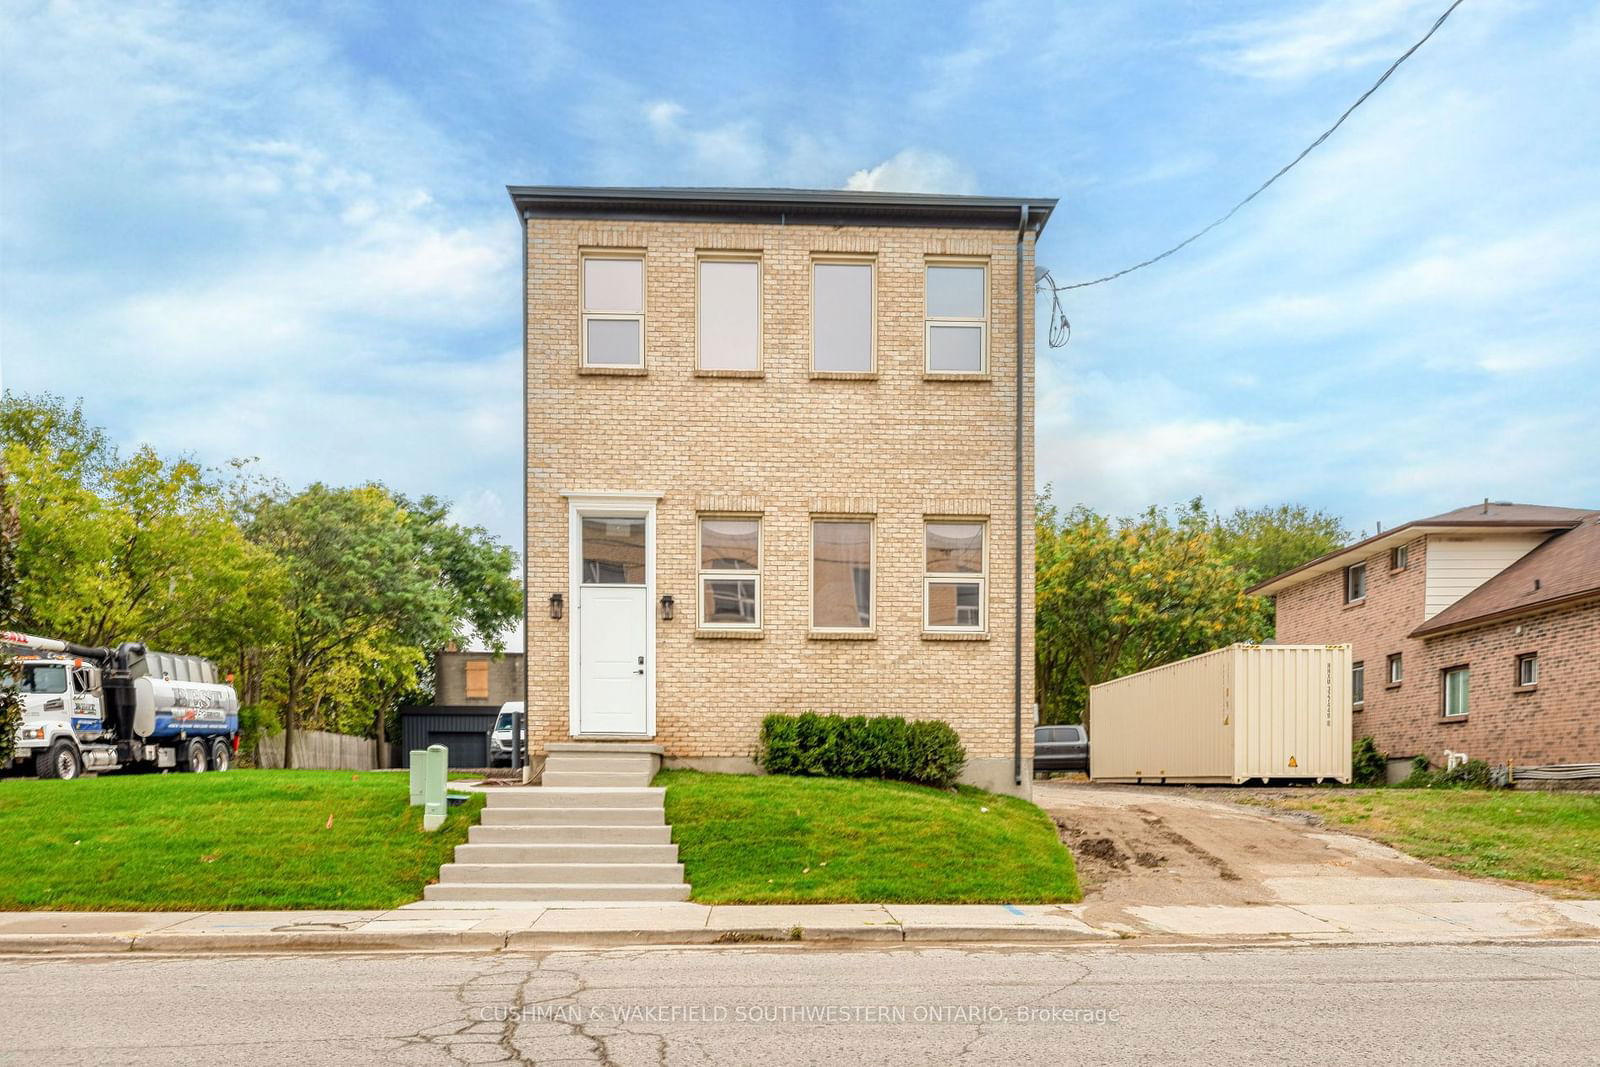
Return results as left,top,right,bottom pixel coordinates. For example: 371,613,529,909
0,924,1114,955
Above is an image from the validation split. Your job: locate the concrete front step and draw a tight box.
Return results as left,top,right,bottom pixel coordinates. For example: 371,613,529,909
454,843,678,864
439,862,686,885
543,755,657,775
541,770,653,788
487,787,664,809
480,807,665,827
468,824,672,844
424,882,691,902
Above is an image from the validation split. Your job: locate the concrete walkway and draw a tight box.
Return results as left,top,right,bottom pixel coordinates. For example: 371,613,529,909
3,896,1598,954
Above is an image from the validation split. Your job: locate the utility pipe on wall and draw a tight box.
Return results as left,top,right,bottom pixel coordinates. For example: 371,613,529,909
1014,206,1029,788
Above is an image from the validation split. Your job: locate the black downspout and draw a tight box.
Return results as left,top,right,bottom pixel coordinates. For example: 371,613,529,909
1014,206,1029,788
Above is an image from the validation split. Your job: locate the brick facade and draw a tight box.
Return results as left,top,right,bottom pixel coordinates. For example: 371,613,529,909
523,207,1037,795
1275,535,1600,766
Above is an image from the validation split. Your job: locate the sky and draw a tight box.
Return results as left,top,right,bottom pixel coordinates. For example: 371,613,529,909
3,0,1598,576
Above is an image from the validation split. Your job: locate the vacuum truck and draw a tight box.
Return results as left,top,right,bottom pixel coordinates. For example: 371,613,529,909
3,631,240,780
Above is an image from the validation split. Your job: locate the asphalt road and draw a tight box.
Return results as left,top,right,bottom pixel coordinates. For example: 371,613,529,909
4,942,1597,1066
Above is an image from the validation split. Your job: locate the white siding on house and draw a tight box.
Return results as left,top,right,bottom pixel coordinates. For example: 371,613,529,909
1423,533,1548,619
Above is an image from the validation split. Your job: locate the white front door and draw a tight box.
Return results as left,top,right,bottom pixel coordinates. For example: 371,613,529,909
575,512,651,735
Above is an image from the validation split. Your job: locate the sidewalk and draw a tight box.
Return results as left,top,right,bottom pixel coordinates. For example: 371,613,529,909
3,896,1599,954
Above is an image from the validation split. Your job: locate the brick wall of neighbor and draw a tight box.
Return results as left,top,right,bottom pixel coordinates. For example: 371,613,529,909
524,216,1036,794
1274,535,1600,766
434,651,526,707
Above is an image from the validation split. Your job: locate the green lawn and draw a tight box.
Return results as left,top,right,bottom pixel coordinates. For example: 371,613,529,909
0,770,483,911
658,770,1080,904
1250,790,1600,897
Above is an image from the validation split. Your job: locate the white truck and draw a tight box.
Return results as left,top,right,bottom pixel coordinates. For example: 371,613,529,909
3,631,241,780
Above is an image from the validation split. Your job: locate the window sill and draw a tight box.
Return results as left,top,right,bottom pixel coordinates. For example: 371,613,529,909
1352,703,1365,712
1513,684,1538,694
695,628,763,640
1439,715,1468,724
809,371,877,381
1342,599,1366,610
694,368,764,378
922,631,990,641
578,365,647,376
808,630,876,641
1385,682,1403,691
922,372,991,383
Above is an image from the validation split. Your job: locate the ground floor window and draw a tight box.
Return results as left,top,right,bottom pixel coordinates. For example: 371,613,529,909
1352,661,1365,707
698,516,761,628
1442,666,1469,718
1387,653,1403,685
924,520,986,631
811,519,873,630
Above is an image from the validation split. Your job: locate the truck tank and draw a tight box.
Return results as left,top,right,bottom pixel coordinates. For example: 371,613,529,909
131,677,240,739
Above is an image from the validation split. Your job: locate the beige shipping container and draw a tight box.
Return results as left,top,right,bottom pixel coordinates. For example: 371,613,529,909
1089,644,1352,784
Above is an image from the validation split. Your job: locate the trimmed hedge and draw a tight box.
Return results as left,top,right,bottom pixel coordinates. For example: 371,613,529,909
757,712,967,789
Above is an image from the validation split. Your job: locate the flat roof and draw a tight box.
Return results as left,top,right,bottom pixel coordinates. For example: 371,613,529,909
507,185,1056,233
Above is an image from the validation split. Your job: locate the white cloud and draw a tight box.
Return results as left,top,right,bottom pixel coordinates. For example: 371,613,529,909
844,150,976,194
1205,0,1463,81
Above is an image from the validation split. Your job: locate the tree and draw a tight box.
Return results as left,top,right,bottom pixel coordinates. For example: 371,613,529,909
0,459,23,764
245,483,520,766
2,393,285,664
1035,493,1269,731
1213,504,1349,585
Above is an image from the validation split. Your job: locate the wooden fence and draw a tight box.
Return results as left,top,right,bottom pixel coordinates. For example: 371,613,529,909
254,729,382,770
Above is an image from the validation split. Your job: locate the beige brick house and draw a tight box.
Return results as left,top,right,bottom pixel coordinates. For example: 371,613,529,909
1252,502,1600,772
512,186,1055,797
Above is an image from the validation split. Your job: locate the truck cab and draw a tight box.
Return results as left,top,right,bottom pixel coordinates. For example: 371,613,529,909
7,656,105,777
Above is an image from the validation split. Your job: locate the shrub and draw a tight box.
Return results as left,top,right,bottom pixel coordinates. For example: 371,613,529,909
1395,755,1498,790
1352,736,1387,787
757,712,966,788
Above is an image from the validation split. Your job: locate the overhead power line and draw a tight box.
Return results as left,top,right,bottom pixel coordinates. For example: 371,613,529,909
1039,0,1468,345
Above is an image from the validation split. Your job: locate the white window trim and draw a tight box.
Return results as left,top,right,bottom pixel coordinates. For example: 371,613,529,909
923,519,988,633
1517,653,1538,687
579,251,646,369
697,514,762,630
923,258,989,375
810,255,876,375
1388,653,1404,685
695,253,763,372
1351,661,1365,707
808,517,876,632
1345,563,1367,603
1442,666,1470,718
565,492,660,739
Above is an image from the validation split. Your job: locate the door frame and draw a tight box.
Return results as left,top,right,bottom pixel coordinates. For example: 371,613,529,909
564,491,662,738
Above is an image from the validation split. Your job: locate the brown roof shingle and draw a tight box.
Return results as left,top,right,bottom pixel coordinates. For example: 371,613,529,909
1411,513,1600,637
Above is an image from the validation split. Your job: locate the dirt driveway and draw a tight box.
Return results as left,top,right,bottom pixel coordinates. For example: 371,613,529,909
1033,780,1551,933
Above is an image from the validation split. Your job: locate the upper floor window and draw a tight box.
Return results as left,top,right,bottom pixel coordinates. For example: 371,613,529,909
1516,652,1539,688
1344,562,1367,603
812,259,874,373
925,521,987,631
1351,661,1365,708
811,519,873,630
581,254,644,368
925,262,987,374
1443,666,1469,718
698,257,761,371
699,517,761,629
1390,545,1409,570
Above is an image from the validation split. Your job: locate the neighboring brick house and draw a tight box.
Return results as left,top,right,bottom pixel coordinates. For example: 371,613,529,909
1252,503,1600,769
433,648,525,707
513,186,1054,796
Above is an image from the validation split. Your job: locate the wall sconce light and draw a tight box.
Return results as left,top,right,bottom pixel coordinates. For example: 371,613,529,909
548,592,564,620
660,594,675,621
